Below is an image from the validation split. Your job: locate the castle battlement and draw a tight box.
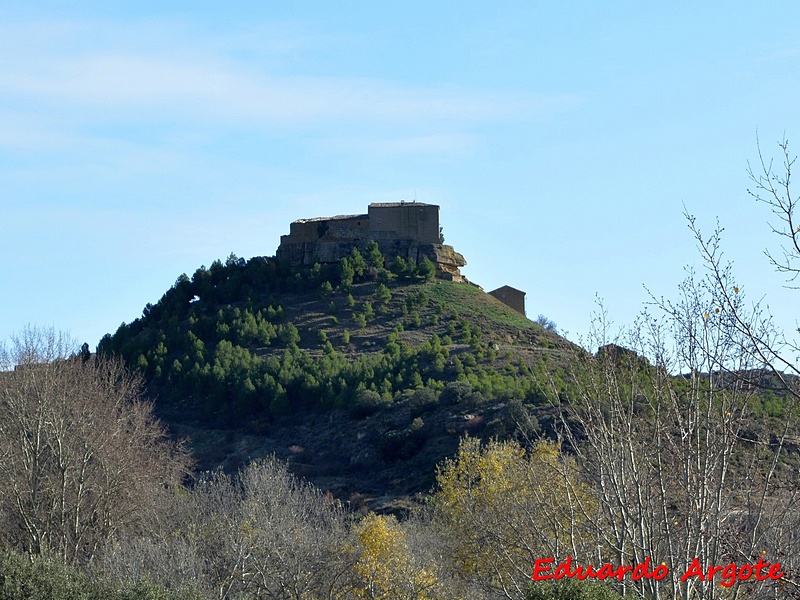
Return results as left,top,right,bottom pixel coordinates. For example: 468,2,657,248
276,202,466,281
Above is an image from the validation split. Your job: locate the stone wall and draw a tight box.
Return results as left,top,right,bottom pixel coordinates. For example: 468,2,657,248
285,214,370,243
276,202,466,281
368,203,440,244
488,285,526,316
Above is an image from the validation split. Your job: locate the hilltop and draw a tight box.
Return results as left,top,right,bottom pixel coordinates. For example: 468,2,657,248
98,248,577,510
81,210,800,599
96,218,798,511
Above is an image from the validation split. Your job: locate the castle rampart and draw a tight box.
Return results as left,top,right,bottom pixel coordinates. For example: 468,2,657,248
276,202,466,281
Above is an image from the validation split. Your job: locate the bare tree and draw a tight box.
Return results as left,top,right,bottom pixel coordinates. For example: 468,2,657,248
233,457,354,599
666,136,800,399
652,136,800,597
107,456,355,599
548,308,800,599
0,326,190,565
749,137,800,287
542,138,800,599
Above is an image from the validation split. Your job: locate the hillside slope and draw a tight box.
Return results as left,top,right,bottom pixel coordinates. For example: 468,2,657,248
99,252,577,509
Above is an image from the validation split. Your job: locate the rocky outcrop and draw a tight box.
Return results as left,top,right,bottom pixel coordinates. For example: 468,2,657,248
427,244,467,281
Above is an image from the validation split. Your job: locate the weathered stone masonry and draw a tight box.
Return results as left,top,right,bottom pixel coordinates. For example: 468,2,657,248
276,202,467,281
488,285,526,317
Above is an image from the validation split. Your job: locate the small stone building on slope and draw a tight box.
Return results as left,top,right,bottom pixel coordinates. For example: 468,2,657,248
488,285,526,317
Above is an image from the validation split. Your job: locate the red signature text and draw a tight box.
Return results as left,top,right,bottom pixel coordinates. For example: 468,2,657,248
532,556,784,588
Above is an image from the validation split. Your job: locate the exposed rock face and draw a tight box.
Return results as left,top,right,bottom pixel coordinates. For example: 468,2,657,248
276,202,467,281
428,244,467,281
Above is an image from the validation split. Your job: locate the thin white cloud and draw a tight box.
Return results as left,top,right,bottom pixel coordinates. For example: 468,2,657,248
0,15,583,183
319,133,478,156
2,54,569,127
0,15,579,135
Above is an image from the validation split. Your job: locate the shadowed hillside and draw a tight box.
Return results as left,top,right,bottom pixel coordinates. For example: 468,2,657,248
98,250,576,509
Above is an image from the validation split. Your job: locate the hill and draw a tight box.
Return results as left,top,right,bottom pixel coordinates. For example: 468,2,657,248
98,251,577,510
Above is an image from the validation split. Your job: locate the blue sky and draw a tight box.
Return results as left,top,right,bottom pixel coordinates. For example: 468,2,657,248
2,2,799,350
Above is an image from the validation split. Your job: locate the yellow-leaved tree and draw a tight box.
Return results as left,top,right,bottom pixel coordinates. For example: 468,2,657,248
352,513,438,600
432,437,596,599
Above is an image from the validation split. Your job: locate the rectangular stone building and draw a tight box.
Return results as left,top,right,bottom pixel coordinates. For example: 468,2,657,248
488,285,526,316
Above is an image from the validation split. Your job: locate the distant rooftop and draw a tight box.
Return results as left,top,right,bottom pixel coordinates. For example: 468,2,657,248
490,285,526,296
291,201,437,223
293,213,367,224
369,201,436,208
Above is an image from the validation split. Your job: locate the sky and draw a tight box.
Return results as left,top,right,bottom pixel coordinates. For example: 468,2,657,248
2,2,800,352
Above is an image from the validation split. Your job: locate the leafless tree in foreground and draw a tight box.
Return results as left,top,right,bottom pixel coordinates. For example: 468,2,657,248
542,138,800,599
549,313,800,600
0,326,190,565
103,456,355,599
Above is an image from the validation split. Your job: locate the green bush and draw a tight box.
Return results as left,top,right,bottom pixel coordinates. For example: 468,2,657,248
0,552,203,600
409,387,439,416
0,552,85,600
417,256,436,280
365,240,384,269
350,389,392,417
390,256,410,278
526,579,627,600
373,283,392,305
352,312,367,329
440,380,474,404
362,301,374,320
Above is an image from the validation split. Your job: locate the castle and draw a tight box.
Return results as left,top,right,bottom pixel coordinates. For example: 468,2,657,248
276,202,467,282
277,201,527,316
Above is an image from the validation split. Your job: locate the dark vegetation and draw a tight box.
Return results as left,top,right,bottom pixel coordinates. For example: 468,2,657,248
0,551,202,600
96,244,795,508
98,247,561,427
97,244,572,504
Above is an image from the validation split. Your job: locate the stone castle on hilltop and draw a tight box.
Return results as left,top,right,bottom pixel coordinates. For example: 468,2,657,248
276,202,468,282
276,201,526,316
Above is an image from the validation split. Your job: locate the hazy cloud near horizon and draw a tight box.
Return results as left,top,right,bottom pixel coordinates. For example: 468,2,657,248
0,19,578,154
